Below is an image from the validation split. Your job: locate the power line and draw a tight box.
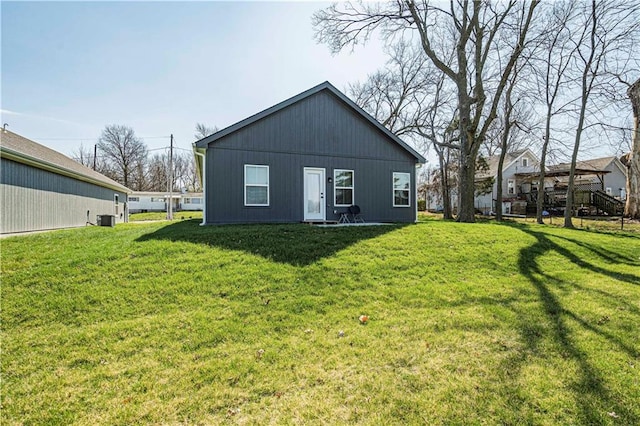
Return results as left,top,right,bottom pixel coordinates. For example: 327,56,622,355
31,135,172,141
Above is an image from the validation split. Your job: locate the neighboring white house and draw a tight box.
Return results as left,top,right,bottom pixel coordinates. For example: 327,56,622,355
128,192,203,213
474,149,541,215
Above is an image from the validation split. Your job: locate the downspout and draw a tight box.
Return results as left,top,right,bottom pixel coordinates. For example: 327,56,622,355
194,149,207,226
414,164,419,223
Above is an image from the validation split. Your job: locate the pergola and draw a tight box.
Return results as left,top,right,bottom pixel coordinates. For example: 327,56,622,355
515,167,611,189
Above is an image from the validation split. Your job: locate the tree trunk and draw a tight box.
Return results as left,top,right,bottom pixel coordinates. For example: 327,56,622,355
457,93,478,223
496,74,516,222
537,108,553,224
437,150,454,220
625,78,640,219
495,149,508,222
457,152,477,222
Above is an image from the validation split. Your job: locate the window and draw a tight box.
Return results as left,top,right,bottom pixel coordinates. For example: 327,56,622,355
129,197,139,202
114,194,119,215
522,157,529,167
606,187,612,195
507,179,515,195
334,169,354,206
393,172,410,207
183,198,191,204
151,197,164,202
245,165,269,206
192,198,202,204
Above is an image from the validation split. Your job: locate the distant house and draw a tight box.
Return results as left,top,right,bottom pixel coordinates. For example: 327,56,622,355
128,191,203,213
473,149,540,214
193,81,425,224
1,130,130,234
424,151,627,217
548,156,627,200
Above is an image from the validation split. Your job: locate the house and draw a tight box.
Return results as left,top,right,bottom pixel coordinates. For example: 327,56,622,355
128,191,203,213
548,156,627,200
193,81,425,224
474,149,540,214
1,129,130,234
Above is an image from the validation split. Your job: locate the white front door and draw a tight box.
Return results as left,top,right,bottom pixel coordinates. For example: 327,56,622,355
304,167,326,221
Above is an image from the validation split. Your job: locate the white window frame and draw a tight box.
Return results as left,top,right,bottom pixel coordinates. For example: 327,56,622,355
244,164,270,206
129,197,139,202
393,172,411,208
605,187,612,195
334,169,354,207
507,179,516,195
522,157,529,167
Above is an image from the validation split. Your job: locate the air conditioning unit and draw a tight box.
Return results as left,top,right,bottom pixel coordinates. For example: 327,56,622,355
97,215,116,227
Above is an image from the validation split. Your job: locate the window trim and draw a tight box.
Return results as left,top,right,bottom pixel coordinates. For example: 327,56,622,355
244,164,270,207
334,169,354,207
392,172,411,208
522,157,529,167
507,179,516,195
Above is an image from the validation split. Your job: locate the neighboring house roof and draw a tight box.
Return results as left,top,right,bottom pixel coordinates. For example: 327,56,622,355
0,129,130,193
194,81,426,163
549,156,626,175
475,149,535,180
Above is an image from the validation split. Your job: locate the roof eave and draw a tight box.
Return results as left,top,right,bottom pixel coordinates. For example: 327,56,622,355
194,81,426,163
1,146,131,194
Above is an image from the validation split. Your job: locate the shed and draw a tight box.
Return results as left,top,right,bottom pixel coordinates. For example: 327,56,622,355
1,130,130,234
193,81,425,224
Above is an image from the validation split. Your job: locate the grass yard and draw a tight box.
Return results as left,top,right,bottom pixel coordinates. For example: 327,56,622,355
128,211,203,222
1,218,639,425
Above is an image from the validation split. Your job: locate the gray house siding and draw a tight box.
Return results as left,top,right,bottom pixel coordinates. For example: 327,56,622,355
204,89,419,223
602,162,627,199
1,158,128,234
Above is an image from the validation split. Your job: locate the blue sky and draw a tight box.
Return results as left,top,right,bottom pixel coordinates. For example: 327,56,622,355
1,1,389,157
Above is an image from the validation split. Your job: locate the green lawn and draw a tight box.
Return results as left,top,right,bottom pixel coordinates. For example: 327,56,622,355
128,211,203,222
2,218,639,425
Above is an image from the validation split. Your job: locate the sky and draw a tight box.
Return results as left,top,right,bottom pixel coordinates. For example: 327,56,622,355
1,1,390,160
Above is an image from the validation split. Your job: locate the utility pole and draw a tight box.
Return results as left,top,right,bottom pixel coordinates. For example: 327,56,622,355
93,144,97,170
167,134,174,220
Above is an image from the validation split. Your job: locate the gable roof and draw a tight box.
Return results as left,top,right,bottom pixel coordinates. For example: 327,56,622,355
194,81,426,163
476,149,537,180
551,156,625,174
1,129,130,193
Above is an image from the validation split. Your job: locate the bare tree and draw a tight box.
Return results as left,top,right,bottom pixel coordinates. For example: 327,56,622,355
145,151,198,192
414,71,459,220
531,1,577,224
348,41,430,138
72,143,97,169
195,123,218,140
623,78,640,218
348,39,461,219
97,125,148,190
314,0,539,222
563,0,639,227
494,68,519,222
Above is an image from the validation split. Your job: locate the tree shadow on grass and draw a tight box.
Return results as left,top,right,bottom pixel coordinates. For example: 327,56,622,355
508,223,639,285
510,224,640,424
136,220,408,267
550,233,639,265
